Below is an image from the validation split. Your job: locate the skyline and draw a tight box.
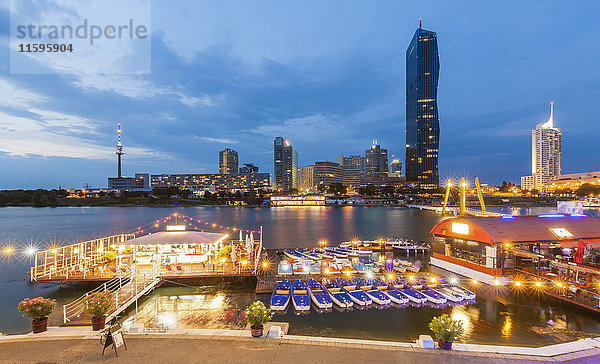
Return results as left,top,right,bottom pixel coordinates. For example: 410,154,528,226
1,1,600,189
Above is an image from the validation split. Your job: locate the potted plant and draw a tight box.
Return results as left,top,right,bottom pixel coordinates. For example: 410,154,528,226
18,297,57,333
244,301,271,337
428,314,465,350
83,291,114,331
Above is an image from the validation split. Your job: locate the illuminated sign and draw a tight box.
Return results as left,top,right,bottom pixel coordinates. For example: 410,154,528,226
451,222,469,235
166,225,186,231
548,228,573,239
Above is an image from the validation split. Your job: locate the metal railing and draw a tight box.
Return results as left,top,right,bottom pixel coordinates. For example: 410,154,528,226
63,274,131,323
31,234,134,282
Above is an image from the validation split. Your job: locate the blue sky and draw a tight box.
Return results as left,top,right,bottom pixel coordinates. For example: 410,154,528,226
1,0,599,189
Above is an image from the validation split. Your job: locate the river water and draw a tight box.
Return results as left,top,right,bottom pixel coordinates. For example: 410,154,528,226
0,206,599,345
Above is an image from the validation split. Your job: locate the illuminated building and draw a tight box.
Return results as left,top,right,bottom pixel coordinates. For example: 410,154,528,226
239,163,259,174
270,195,325,206
430,215,600,285
390,159,403,177
338,155,365,175
364,142,388,179
341,165,362,190
298,165,315,192
274,137,298,191
219,148,238,174
314,161,344,189
521,102,561,191
405,20,440,189
547,171,600,192
151,173,271,192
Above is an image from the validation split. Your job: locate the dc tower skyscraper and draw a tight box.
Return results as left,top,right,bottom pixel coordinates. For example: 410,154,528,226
405,20,440,189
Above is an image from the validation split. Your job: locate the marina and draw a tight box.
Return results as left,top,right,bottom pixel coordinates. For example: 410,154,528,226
2,206,600,346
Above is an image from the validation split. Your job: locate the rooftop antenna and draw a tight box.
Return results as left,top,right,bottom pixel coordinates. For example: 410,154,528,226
419,18,422,29
116,123,124,178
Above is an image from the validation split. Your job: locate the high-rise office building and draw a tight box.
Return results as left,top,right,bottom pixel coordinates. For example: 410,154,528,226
405,20,440,189
364,142,388,179
219,148,238,174
314,161,344,190
338,155,365,175
521,102,561,191
274,137,298,191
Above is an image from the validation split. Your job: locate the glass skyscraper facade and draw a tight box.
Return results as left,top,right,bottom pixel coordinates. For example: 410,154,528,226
274,137,298,191
405,24,440,189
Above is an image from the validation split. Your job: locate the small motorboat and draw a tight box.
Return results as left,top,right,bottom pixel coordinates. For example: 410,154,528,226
322,278,353,308
448,286,476,300
283,249,303,260
372,279,409,305
352,261,369,273
291,280,311,311
307,278,333,309
325,248,348,258
435,287,464,303
315,248,334,259
321,260,340,275
419,288,447,304
351,278,391,305
337,259,357,274
277,261,293,276
270,280,291,311
293,261,310,275
309,262,321,275
336,277,372,306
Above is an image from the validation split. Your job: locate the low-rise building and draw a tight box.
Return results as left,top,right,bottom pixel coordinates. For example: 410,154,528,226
151,173,271,192
108,173,149,191
547,171,600,192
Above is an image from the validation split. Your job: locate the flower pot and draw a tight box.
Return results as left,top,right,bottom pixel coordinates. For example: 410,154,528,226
32,317,48,334
91,316,105,331
250,324,263,337
438,340,453,350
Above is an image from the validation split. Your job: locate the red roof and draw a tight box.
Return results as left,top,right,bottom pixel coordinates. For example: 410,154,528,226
430,215,600,245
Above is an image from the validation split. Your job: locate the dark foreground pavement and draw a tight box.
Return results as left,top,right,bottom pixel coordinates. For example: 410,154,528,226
0,335,599,364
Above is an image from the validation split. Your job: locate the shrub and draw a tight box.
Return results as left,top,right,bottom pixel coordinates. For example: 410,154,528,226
18,297,57,320
429,314,465,343
83,291,114,318
244,301,271,329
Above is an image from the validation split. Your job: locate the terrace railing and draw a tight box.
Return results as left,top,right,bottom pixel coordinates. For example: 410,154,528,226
30,234,135,281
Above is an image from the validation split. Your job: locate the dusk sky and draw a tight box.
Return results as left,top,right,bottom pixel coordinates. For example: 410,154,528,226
1,0,599,189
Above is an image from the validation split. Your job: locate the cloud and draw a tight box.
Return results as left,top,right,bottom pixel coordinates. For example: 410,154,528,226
197,136,237,144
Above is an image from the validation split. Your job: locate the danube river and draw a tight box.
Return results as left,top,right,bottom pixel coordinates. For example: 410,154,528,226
1,206,599,345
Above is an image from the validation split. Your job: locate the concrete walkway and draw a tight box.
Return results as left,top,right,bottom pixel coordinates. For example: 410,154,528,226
1,327,599,363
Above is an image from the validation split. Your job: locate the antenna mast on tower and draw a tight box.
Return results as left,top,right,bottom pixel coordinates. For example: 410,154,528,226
116,123,124,178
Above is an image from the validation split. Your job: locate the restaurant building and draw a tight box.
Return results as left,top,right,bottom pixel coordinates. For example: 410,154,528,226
430,215,600,282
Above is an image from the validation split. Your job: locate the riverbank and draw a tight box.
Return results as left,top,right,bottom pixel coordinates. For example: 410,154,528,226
1,327,599,363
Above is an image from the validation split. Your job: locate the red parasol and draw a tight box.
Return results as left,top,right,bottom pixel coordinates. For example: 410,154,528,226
574,239,586,264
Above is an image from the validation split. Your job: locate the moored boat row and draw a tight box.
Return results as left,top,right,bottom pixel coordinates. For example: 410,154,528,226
270,274,476,312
